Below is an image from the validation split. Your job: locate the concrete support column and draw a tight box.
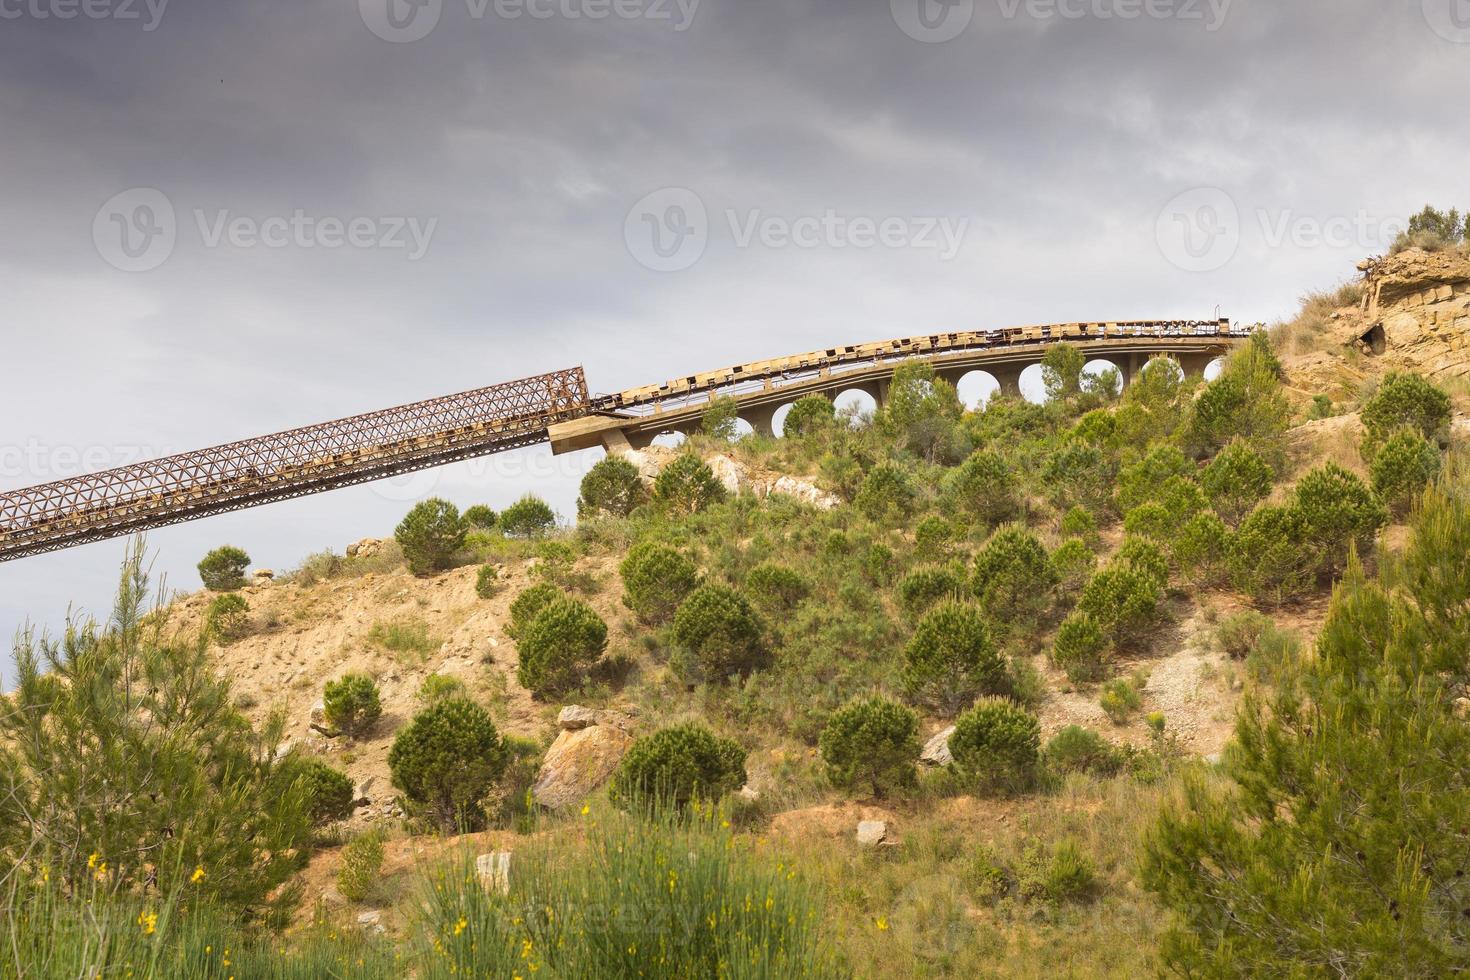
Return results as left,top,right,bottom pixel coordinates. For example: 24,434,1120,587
1176,351,1216,378
741,404,779,438
600,426,634,455
933,368,968,391
872,377,891,409
990,365,1024,399
1122,351,1142,389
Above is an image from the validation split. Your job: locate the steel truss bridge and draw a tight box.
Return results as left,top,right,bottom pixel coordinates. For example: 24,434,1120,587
0,319,1242,562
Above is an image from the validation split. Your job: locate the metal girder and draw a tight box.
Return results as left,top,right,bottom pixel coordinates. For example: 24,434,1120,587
0,368,589,562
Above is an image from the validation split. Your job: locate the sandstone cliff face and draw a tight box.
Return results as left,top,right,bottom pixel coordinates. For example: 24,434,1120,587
1336,248,1470,384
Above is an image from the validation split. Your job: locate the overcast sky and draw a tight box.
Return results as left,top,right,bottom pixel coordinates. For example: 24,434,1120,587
1,0,1466,682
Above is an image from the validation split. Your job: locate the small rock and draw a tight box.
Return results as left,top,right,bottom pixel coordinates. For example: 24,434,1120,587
919,726,956,767
704,455,746,495
253,568,275,580
1454,697,1470,719
321,885,346,907
272,740,295,762
736,785,761,804
348,538,384,559
357,910,381,926
557,705,601,731
1203,753,1222,766
856,820,889,847
532,725,632,810
308,701,327,726
476,852,512,895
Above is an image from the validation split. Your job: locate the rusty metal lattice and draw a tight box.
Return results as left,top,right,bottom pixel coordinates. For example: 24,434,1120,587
0,367,589,562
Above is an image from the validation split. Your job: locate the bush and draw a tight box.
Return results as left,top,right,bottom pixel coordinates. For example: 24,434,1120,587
1370,430,1440,514
463,504,497,529
1040,442,1116,513
1077,564,1162,645
532,541,576,585
1171,510,1229,586
1116,536,1169,590
610,723,747,808
516,597,608,697
946,450,1018,526
1227,505,1312,603
949,698,1041,794
913,514,953,559
1040,342,1086,400
197,545,251,591
1216,609,1272,660
336,828,384,903
499,495,557,537
288,757,356,825
1201,439,1273,526
853,463,917,524
1099,678,1142,724
1051,537,1095,595
1017,838,1097,904
475,563,500,599
1059,504,1099,545
743,563,810,612
619,542,699,625
1115,445,1194,514
388,697,509,832
902,601,1007,714
897,565,965,620
417,673,468,703
818,697,921,798
783,393,836,437
1123,502,1171,540
701,395,740,441
1360,371,1451,456
671,583,766,681
1051,612,1108,683
205,592,250,642
864,542,896,585
653,454,728,515
577,455,646,518
395,498,468,574
1184,333,1290,457
322,673,382,738
970,526,1058,626
1292,462,1388,578
1044,726,1124,777
508,582,562,640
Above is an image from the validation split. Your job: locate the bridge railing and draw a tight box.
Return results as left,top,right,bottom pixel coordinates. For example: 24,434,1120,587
0,367,589,562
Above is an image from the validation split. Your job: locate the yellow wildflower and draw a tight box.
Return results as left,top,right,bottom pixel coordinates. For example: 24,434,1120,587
136,910,157,936
453,917,468,936
875,916,889,931
191,865,206,884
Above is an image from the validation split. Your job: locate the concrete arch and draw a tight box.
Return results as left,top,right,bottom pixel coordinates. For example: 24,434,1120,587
1018,363,1047,404
1081,357,1125,396
834,387,878,423
954,369,1000,410
730,417,756,440
649,430,687,449
771,402,796,438
1203,355,1227,381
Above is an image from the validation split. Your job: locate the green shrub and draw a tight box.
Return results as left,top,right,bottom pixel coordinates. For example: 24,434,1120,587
1051,612,1108,683
395,498,468,574
610,723,747,808
1171,510,1229,586
653,454,728,515
1051,537,1096,595
853,463,917,524
577,455,646,518
671,583,767,681
1040,342,1086,400
1059,504,1099,545
949,698,1041,794
863,542,896,585
1227,504,1312,603
1040,442,1116,513
1115,444,1193,514
1292,462,1388,578
1099,678,1142,724
205,592,250,642
367,616,440,657
783,393,836,437
1216,609,1272,659
323,673,382,738
743,563,810,611
1360,371,1451,457
818,697,921,798
1017,838,1097,904
1123,502,1171,540
508,582,562,640
913,514,953,559
1077,564,1162,645
702,395,740,441
288,757,356,825
970,526,1058,625
197,545,251,591
463,504,497,529
417,673,468,703
897,565,965,620
1184,333,1290,457
1370,430,1440,514
619,542,699,625
1201,439,1273,526
902,601,1007,714
475,563,500,599
946,449,1018,526
1116,535,1169,590
1044,726,1123,777
337,828,385,903
388,697,509,832
516,597,608,697
532,541,577,585
499,495,557,537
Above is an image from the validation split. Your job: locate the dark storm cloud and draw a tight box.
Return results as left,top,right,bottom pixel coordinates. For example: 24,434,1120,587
1,0,1467,678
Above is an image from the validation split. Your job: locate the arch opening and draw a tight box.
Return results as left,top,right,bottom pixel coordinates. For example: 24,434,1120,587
955,370,1000,410
649,430,687,449
1203,356,1228,381
833,388,878,424
771,402,795,438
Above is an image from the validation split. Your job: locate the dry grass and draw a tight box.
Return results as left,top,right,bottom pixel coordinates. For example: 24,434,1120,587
1268,281,1365,358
